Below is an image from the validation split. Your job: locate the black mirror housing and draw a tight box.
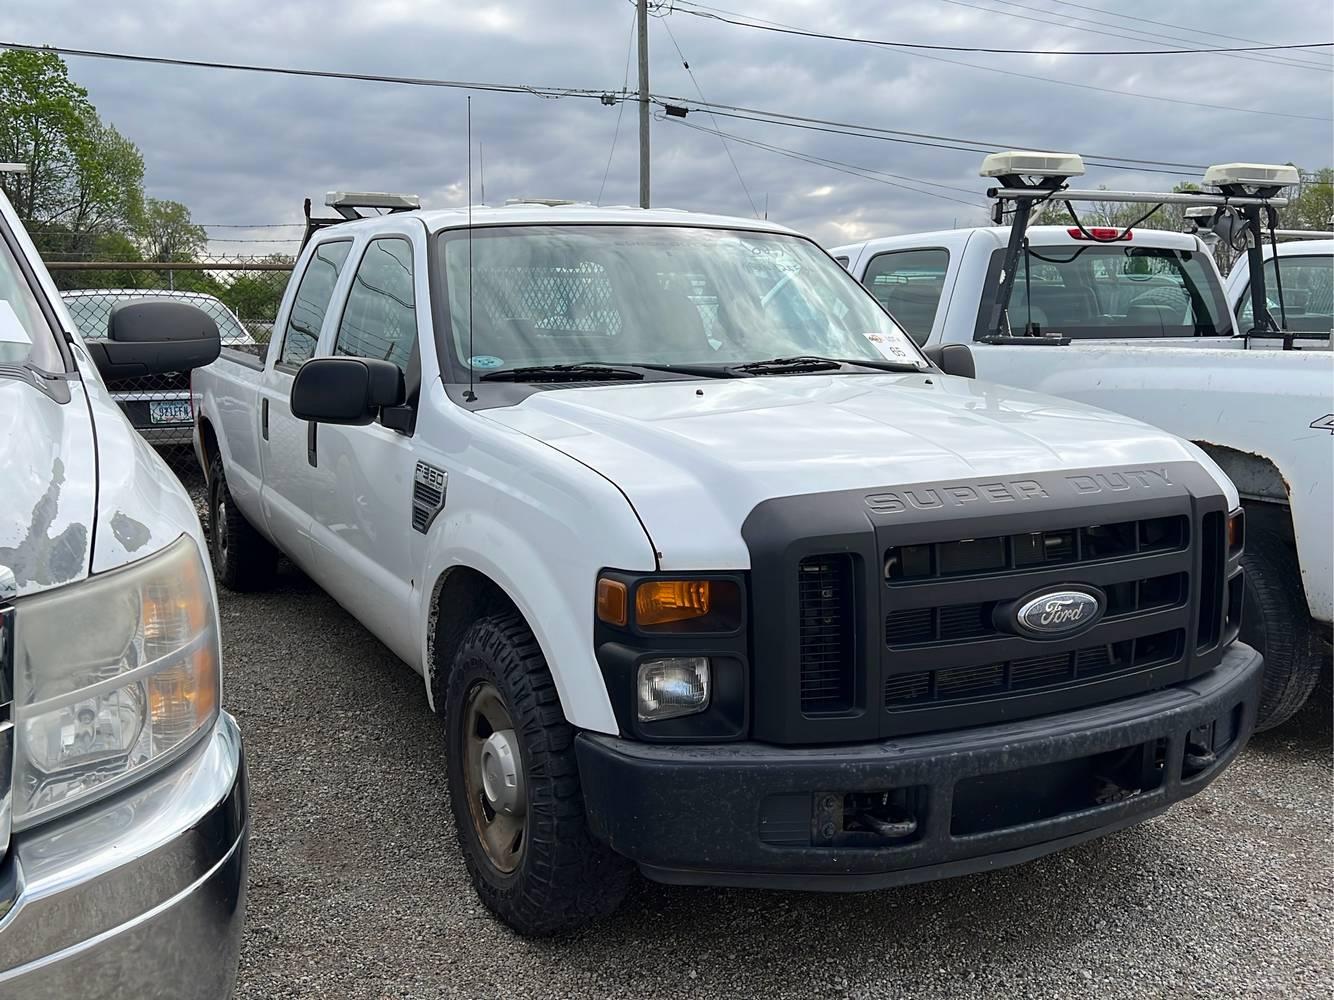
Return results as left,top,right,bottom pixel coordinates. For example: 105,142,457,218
923,343,976,379
290,357,405,425
86,300,222,379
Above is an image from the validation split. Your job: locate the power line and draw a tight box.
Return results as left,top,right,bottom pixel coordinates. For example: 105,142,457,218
936,0,1332,72
661,114,989,208
0,40,617,102
596,10,639,205
659,15,761,217
671,2,1332,122
669,2,1332,56
651,96,1210,174
1034,0,1334,67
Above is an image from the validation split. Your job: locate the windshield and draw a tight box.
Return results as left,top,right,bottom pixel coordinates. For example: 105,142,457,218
62,292,253,345
439,225,924,374
1237,254,1333,333
0,232,63,371
979,244,1230,339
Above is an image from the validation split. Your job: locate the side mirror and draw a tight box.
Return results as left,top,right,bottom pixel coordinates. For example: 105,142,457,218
290,357,405,425
86,301,222,379
923,344,976,379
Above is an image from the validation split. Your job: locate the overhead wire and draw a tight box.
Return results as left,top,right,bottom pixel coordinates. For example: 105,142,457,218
596,9,639,205
667,2,1333,122
668,1,1332,56
659,15,761,217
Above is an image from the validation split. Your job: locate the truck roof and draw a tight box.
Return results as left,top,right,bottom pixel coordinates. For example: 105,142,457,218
311,203,802,239
830,225,1203,258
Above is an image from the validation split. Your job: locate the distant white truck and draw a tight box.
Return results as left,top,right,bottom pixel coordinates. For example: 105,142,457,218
1222,237,1333,343
834,155,1332,730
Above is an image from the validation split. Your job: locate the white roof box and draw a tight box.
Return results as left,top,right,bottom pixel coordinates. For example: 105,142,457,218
1202,163,1300,190
980,151,1085,179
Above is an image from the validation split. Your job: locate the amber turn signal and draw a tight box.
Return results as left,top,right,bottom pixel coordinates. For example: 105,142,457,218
596,578,629,626
1227,509,1244,555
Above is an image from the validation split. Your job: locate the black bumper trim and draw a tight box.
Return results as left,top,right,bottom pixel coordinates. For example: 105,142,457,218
575,642,1262,890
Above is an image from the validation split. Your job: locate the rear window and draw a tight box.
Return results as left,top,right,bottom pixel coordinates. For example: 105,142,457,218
1237,254,1333,333
975,244,1230,340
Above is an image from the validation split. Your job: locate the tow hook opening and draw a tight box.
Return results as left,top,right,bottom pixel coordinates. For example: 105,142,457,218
812,788,927,847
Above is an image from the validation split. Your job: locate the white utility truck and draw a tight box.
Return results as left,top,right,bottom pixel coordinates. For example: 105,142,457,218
195,193,1260,935
1220,236,1333,343
0,185,246,993
834,155,1332,731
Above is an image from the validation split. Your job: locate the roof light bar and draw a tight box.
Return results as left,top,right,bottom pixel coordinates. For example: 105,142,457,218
325,191,421,211
980,151,1085,179
1202,163,1300,192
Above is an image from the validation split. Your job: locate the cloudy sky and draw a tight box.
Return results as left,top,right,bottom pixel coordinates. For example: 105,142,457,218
2,0,1330,251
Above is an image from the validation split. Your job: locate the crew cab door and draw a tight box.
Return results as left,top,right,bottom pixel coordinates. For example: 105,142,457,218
304,230,428,662
257,239,355,568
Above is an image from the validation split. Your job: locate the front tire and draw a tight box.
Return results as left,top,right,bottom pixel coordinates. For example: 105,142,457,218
1241,527,1323,731
445,612,631,936
207,453,278,592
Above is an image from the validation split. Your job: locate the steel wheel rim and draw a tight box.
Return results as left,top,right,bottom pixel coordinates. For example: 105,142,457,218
462,681,527,874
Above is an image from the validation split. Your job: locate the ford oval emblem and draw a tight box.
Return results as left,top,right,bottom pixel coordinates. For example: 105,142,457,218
1014,588,1103,638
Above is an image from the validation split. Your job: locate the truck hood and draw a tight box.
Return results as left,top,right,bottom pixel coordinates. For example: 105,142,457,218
487,373,1234,569
0,376,95,597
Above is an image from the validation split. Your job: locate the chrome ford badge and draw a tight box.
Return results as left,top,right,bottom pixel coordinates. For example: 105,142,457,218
1015,588,1103,638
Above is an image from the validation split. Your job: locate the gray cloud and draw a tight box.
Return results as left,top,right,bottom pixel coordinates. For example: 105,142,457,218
2,0,1329,249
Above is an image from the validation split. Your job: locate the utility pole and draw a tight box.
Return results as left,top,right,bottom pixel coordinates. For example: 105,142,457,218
637,0,651,208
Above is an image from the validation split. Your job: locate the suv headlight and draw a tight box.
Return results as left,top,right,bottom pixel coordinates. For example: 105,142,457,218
12,535,219,827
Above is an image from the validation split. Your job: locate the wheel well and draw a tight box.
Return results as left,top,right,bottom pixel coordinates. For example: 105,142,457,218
1194,442,1289,504
198,418,219,481
426,566,521,712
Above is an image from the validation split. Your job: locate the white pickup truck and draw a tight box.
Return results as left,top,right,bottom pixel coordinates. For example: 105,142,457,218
1223,237,1333,341
195,196,1261,935
0,187,246,993
833,156,1332,731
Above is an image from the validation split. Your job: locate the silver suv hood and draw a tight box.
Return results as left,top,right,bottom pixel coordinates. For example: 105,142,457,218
487,373,1236,570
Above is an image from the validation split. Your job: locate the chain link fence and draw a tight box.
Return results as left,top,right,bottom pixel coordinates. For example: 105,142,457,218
47,257,293,473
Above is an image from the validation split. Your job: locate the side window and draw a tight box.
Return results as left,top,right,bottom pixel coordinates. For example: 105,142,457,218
278,240,352,370
834,255,850,269
334,238,417,369
1237,256,1333,333
861,249,949,345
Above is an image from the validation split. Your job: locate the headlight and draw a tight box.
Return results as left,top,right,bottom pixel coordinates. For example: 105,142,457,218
12,535,219,827
637,656,711,721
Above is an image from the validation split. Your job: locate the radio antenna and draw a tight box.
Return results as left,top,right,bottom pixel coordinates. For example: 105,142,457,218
465,96,476,402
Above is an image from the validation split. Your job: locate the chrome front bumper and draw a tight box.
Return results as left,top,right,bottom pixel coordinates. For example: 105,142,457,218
0,713,248,998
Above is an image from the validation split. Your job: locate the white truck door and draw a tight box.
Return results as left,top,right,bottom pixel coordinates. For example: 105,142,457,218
305,232,426,662
257,239,356,568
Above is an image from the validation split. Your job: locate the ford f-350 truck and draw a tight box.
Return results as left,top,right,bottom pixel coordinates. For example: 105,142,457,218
194,195,1261,935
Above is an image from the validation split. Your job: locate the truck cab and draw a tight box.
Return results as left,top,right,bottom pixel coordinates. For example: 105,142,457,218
1223,237,1333,343
834,154,1332,732
195,197,1261,936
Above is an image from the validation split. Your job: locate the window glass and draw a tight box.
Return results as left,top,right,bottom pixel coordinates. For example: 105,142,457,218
334,239,417,369
1237,255,1333,333
280,241,352,368
861,249,950,345
977,244,1229,340
0,233,62,370
440,226,925,373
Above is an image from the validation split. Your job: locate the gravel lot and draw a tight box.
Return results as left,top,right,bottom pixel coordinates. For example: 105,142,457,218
222,560,1332,1000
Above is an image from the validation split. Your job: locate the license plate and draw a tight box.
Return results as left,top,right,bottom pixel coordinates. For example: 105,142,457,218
148,400,192,424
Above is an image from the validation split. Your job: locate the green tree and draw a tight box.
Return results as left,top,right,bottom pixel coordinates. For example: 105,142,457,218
1287,168,1332,231
0,49,144,258
136,197,207,262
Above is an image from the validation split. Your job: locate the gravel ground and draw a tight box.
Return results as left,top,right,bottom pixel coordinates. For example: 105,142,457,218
220,560,1332,1000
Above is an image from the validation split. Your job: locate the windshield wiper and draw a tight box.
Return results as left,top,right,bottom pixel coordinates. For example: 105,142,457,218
727,355,923,375
479,363,645,383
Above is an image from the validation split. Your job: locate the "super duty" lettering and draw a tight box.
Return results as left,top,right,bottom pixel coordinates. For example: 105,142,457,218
865,468,1173,515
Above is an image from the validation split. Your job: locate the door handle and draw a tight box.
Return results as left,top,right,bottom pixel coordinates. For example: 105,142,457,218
261,398,269,440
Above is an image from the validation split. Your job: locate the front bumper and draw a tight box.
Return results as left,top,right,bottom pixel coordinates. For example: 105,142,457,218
0,713,248,998
577,643,1261,890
